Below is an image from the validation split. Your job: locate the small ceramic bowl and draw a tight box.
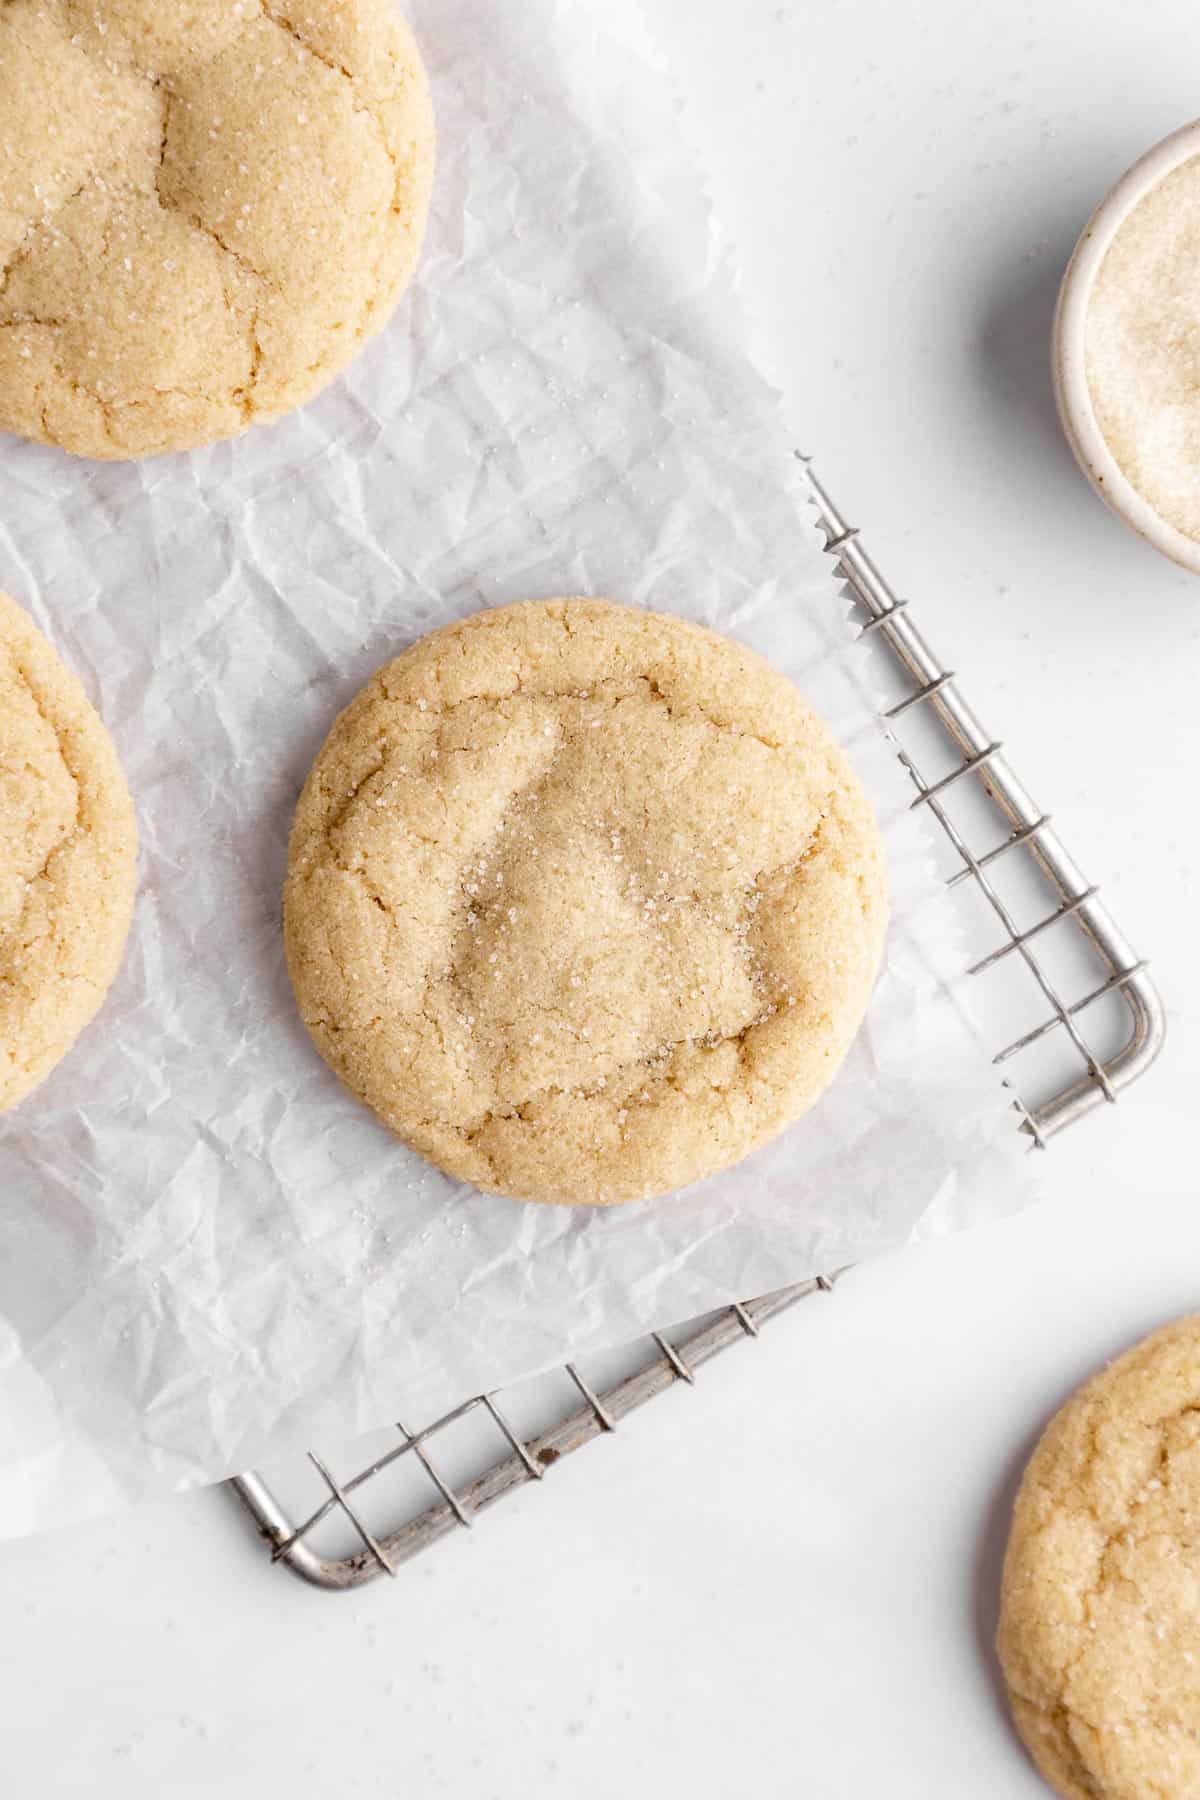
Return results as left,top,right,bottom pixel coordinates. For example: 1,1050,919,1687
1053,117,1200,575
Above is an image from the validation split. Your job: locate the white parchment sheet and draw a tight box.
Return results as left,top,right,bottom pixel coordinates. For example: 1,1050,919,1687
0,0,1035,1540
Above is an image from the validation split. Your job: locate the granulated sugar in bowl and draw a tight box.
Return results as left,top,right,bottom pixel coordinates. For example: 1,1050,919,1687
1055,119,1200,574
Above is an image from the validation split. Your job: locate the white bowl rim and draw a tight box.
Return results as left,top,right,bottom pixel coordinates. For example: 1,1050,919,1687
1054,116,1200,576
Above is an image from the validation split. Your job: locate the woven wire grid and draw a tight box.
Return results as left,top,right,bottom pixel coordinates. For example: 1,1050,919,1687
230,463,1166,1590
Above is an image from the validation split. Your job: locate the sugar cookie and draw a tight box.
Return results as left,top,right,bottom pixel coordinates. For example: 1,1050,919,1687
0,0,434,458
285,599,888,1205
998,1316,1200,1800
0,592,137,1110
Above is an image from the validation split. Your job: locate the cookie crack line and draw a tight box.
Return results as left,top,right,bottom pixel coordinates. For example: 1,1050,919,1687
318,745,390,842
0,315,69,331
153,92,277,295
420,1001,782,1146
548,1013,763,1111
643,674,782,752
33,347,118,449
374,672,790,751
30,351,247,445
0,173,92,301
259,4,363,93
235,303,266,420
259,3,397,159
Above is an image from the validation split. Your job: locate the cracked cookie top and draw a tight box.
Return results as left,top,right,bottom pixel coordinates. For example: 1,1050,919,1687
0,0,434,459
0,591,136,1110
284,599,888,1206
998,1316,1200,1800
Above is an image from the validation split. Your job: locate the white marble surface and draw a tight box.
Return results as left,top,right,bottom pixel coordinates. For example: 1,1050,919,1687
4,2,1200,1793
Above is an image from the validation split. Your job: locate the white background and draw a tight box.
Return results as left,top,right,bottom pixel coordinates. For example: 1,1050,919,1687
4,1,1200,1793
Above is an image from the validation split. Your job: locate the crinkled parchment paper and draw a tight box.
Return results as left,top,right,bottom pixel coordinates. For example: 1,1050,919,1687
0,0,1035,1540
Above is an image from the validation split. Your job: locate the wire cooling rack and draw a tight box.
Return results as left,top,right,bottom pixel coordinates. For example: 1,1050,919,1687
230,462,1165,1590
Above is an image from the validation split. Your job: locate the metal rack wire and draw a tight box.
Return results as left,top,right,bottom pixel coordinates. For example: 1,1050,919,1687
230,464,1165,1590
